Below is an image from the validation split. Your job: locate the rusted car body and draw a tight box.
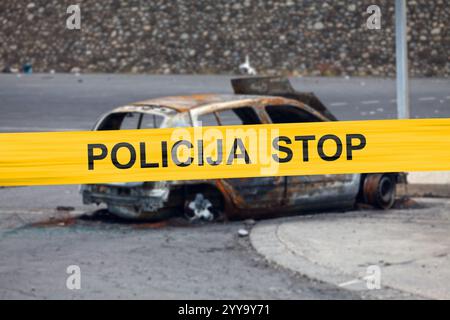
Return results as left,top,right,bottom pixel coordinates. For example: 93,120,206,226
81,77,402,220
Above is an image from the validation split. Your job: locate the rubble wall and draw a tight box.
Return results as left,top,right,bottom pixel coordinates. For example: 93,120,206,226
1,0,448,76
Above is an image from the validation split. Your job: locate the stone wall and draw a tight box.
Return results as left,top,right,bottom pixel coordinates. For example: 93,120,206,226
0,0,449,76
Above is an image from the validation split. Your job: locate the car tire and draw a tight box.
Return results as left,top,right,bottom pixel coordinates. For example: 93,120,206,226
363,174,396,209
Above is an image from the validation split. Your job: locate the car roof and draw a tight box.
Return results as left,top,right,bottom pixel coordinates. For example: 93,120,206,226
129,94,275,112
108,93,330,122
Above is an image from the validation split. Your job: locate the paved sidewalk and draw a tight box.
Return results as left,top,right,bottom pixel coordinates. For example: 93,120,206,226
250,199,450,299
408,172,450,184
405,172,450,197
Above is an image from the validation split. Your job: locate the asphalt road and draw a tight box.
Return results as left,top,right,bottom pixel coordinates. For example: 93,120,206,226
0,74,446,299
0,215,354,299
0,74,449,132
0,206,415,300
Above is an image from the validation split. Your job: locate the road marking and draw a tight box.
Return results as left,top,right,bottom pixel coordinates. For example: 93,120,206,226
446,96,450,100
329,102,348,107
0,127,85,132
338,279,362,287
390,99,397,103
419,97,436,101
0,209,85,215
361,100,380,105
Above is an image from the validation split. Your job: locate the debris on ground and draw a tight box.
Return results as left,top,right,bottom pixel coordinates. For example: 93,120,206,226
239,55,257,75
22,63,32,74
56,206,75,211
238,229,249,237
355,196,423,211
393,197,423,209
29,209,193,229
2,66,19,73
31,216,77,228
132,221,168,229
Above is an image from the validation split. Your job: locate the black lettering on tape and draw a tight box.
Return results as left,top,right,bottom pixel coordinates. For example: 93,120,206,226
318,135,342,161
111,142,136,169
172,140,193,167
206,139,223,166
227,138,251,165
87,143,108,170
272,136,293,163
140,142,159,168
161,141,168,167
346,134,367,160
295,135,315,162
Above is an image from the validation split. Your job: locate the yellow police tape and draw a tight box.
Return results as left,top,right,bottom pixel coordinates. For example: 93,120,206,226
1,118,450,186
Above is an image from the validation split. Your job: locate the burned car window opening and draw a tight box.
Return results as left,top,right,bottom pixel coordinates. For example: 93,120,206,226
141,113,163,129
266,105,322,124
121,112,141,129
97,112,164,130
216,106,261,126
198,112,219,126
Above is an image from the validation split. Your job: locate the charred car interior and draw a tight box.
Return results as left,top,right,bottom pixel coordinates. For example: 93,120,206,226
81,77,404,221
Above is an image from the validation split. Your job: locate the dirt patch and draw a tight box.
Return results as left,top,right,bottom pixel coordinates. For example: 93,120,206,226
29,196,427,230
30,209,196,229
356,196,425,211
31,216,77,228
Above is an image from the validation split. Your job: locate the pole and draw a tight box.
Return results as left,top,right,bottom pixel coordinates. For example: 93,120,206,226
395,0,410,119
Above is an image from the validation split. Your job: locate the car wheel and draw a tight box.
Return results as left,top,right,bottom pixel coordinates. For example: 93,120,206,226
184,193,220,221
363,174,396,209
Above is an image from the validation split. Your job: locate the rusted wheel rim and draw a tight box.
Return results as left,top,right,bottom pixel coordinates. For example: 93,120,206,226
363,174,396,209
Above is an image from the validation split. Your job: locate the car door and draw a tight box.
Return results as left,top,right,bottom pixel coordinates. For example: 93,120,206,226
193,104,285,210
263,103,360,211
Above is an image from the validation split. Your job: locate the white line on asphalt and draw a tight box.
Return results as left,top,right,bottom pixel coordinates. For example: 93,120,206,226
0,209,85,215
361,100,380,105
446,96,450,100
329,102,349,107
418,97,436,101
338,279,362,287
0,127,85,132
390,99,397,103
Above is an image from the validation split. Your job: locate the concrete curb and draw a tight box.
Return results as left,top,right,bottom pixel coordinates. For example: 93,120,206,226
407,172,450,184
250,217,357,288
249,216,402,297
405,172,450,198
250,200,450,299
400,184,450,198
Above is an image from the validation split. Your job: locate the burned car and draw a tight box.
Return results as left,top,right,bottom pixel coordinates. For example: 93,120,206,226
81,77,403,220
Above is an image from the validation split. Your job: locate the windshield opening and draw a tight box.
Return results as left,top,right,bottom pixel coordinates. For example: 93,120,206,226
97,112,164,130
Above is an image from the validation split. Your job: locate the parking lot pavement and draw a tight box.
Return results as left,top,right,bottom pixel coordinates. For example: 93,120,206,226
0,185,414,300
251,198,450,300
0,185,359,300
0,185,99,229
1,75,450,133
0,185,95,211
0,212,361,300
